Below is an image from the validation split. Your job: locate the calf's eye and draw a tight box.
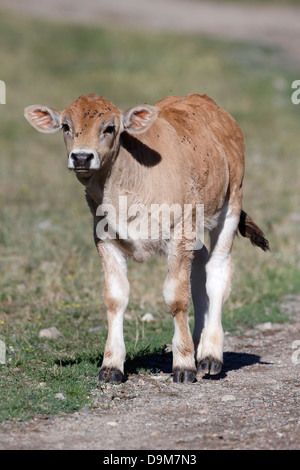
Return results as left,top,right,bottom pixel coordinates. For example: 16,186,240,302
62,123,70,133
103,125,115,135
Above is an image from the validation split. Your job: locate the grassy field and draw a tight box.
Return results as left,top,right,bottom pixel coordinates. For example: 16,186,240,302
0,10,299,422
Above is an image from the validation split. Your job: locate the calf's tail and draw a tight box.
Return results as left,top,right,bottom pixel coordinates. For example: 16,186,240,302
238,210,270,252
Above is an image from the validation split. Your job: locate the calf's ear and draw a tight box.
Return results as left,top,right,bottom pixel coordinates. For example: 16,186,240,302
121,105,158,135
24,105,61,134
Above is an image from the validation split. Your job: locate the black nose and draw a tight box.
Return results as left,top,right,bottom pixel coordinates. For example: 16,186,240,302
70,152,94,167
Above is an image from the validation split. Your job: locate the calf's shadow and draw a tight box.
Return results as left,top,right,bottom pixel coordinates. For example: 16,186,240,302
124,350,270,381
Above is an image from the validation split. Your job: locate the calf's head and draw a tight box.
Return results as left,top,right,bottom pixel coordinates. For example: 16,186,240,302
25,94,158,178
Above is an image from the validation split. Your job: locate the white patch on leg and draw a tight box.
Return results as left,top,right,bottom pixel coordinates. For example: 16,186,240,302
100,243,129,373
197,205,238,365
103,315,126,373
197,326,224,364
172,318,196,370
163,277,178,307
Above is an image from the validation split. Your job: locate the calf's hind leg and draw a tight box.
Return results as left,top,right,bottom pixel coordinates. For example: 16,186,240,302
196,206,239,375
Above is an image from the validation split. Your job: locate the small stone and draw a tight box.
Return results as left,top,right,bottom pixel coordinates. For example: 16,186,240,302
222,395,236,402
55,393,66,401
37,220,53,230
244,329,256,337
88,325,104,332
106,421,118,426
256,322,273,331
81,407,90,414
124,313,133,320
150,375,165,381
16,283,26,291
40,261,56,272
36,220,59,231
39,327,62,339
141,312,154,323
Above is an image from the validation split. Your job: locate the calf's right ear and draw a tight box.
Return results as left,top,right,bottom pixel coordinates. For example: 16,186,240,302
24,105,61,134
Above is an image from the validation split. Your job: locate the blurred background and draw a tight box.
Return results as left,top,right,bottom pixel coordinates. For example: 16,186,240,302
0,0,299,420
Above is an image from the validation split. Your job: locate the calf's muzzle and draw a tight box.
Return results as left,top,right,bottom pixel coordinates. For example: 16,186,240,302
68,147,100,171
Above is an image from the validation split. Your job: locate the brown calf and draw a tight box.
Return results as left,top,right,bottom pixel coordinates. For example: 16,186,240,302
25,93,269,383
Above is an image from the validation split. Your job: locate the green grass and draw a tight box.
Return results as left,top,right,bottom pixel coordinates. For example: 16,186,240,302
0,10,300,422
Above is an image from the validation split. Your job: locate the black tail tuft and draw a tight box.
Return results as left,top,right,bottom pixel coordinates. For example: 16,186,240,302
238,210,270,252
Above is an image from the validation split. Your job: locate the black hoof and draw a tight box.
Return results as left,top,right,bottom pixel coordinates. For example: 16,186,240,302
99,367,123,384
198,356,223,376
173,369,196,383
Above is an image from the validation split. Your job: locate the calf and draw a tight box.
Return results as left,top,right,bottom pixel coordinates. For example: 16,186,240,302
25,93,269,383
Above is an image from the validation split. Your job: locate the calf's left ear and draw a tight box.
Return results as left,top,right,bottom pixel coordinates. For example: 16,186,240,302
121,105,158,135
24,105,61,134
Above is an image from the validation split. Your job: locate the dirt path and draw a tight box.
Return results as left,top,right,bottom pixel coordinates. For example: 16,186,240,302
0,0,300,63
1,297,300,450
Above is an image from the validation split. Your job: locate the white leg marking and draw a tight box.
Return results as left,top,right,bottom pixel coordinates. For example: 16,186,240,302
99,243,130,373
197,206,238,366
172,316,197,370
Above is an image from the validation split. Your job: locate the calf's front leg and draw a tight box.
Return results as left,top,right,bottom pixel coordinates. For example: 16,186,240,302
163,246,196,383
96,241,130,383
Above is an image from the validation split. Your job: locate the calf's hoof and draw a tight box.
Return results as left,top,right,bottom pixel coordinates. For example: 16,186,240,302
99,367,123,384
173,368,196,383
198,356,222,376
